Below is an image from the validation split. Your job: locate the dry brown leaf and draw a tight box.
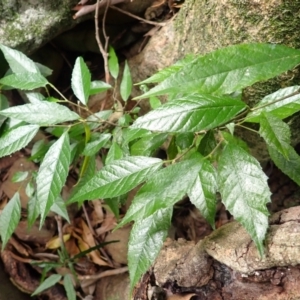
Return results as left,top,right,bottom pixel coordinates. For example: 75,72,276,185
9,236,31,257
1,158,37,208
46,234,71,249
65,237,81,257
80,219,109,266
91,200,104,226
15,220,55,245
96,208,116,236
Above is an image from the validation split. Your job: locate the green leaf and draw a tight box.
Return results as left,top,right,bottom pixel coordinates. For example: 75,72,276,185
105,142,123,165
118,114,133,126
69,155,96,201
31,274,62,296
0,101,80,125
221,132,250,153
0,94,8,126
104,197,121,218
149,96,161,109
259,112,290,158
226,122,235,135
26,92,45,103
136,43,300,99
0,44,40,74
30,139,50,162
82,133,111,156
131,94,246,133
188,157,217,228
27,195,40,228
2,117,25,132
37,132,71,224
68,156,163,204
0,192,21,250
198,130,217,157
128,207,172,292
176,132,194,150
89,80,112,95
108,46,119,79
218,143,270,256
35,62,53,77
117,156,203,227
122,128,151,144
50,197,70,223
87,110,113,130
166,135,178,160
268,145,300,186
130,133,168,156
138,54,196,84
120,61,132,101
71,57,91,105
25,181,35,198
0,73,48,90
63,274,76,300
0,124,39,158
11,171,29,182
245,86,300,122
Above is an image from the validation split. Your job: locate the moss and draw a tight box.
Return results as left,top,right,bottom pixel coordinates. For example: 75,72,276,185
269,0,300,47
0,0,78,54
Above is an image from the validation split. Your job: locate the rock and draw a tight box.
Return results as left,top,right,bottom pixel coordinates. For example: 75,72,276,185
204,206,300,274
0,0,154,55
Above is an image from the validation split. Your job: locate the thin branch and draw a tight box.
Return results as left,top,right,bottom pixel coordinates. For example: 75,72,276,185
83,203,96,236
95,0,110,83
250,89,300,112
205,138,224,159
110,5,167,26
79,266,128,287
235,123,259,134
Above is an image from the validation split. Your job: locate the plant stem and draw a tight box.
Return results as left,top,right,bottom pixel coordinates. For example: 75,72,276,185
250,89,300,112
235,123,258,134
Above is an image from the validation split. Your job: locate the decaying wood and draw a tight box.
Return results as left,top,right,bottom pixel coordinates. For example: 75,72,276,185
150,206,300,300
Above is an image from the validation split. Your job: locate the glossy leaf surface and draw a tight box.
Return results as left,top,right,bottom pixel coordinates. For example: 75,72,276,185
0,192,21,250
246,86,300,122
137,44,300,98
0,124,39,158
0,43,40,73
0,73,48,89
118,156,203,227
132,94,246,133
259,112,290,158
108,46,119,79
0,101,80,125
89,80,112,95
188,157,217,228
120,61,132,101
68,157,163,203
128,207,172,292
218,143,271,256
37,132,71,223
71,57,91,105
130,133,168,156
